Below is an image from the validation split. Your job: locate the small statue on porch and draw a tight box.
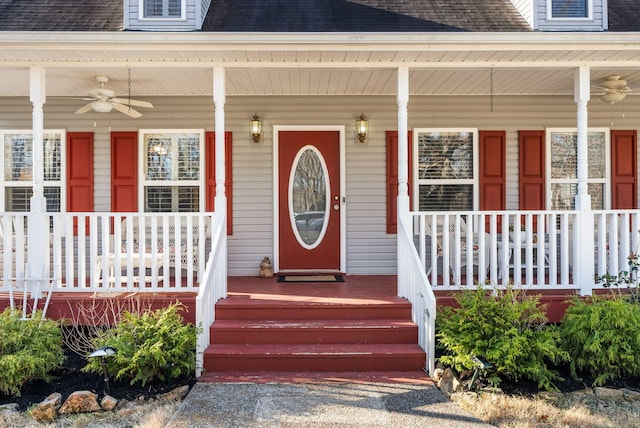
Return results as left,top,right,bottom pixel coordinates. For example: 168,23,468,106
259,256,274,278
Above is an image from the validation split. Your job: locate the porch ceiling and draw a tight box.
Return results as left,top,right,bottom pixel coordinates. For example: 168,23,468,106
1,33,640,98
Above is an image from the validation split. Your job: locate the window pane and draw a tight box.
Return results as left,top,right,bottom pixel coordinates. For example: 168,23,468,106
4,133,61,182
168,0,181,16
418,131,473,180
178,187,199,212
145,186,199,212
418,184,473,211
588,132,606,179
145,133,200,181
588,183,605,210
5,134,32,181
550,132,577,179
146,136,172,180
551,183,576,210
5,187,60,212
552,0,588,18
144,0,162,16
145,187,173,212
177,136,200,180
144,0,181,17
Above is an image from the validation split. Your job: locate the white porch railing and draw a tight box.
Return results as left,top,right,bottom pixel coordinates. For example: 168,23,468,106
0,212,218,294
406,210,640,293
195,214,227,377
397,212,437,377
593,210,640,284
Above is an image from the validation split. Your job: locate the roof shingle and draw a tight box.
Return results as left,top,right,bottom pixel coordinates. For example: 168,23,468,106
201,0,532,32
0,0,123,31
0,0,636,33
607,0,640,31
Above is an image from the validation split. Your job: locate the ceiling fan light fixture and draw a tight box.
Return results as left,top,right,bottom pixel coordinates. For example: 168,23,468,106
599,91,626,104
92,100,113,113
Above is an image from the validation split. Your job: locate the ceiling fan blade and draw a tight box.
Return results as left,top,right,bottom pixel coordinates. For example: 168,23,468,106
75,103,94,114
111,102,142,118
110,98,154,109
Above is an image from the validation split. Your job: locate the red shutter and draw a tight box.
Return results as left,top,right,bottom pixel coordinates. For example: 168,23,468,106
110,132,138,212
206,132,233,235
611,130,637,209
479,131,506,210
385,131,412,234
67,132,94,234
518,131,546,210
479,131,506,229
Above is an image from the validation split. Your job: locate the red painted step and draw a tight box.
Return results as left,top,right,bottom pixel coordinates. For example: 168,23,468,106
210,319,418,345
203,343,425,372
203,285,426,375
214,299,412,320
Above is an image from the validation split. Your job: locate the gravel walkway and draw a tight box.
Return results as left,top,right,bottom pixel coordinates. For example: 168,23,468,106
167,382,490,427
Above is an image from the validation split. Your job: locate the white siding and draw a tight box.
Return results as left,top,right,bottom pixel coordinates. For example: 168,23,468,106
510,0,534,27
199,0,212,29
125,0,199,31
1,93,639,276
535,0,605,31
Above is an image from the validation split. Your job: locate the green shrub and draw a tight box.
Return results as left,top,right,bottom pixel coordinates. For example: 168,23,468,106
559,294,640,386
84,303,199,386
0,308,65,396
437,285,569,391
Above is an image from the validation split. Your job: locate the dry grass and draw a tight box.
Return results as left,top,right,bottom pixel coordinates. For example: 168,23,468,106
452,390,640,428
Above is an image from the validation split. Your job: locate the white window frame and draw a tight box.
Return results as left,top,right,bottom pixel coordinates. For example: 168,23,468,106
138,0,186,20
412,128,479,212
138,129,205,213
547,0,593,20
545,127,610,210
0,129,66,213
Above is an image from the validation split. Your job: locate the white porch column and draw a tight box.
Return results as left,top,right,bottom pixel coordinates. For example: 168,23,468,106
212,67,227,215
212,66,227,297
397,67,410,218
574,65,591,210
28,67,49,277
573,65,594,295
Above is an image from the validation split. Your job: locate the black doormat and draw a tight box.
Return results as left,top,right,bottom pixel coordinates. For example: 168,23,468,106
277,274,344,283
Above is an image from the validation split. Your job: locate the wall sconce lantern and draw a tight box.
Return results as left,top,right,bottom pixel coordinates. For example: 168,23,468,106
355,113,369,144
250,113,263,143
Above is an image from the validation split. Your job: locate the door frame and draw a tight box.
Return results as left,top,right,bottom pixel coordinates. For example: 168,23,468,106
273,125,346,273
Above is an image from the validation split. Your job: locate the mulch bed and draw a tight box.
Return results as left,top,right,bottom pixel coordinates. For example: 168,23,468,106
0,348,196,412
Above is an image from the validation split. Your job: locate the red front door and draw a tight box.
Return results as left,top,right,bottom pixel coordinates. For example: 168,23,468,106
278,131,341,271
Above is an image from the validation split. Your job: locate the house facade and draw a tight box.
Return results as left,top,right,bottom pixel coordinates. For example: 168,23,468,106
1,0,640,375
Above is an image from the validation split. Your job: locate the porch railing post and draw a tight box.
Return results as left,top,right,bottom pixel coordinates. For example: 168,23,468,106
573,66,594,296
573,210,595,296
396,66,410,294
28,67,49,282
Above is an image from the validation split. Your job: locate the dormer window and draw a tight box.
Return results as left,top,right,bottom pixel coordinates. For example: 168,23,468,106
141,0,184,19
549,0,591,19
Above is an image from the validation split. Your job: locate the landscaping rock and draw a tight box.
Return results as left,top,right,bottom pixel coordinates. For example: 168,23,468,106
566,389,593,403
433,367,445,383
100,394,118,411
594,387,625,402
158,385,190,402
621,388,640,402
0,403,19,414
59,390,101,414
535,391,563,403
438,367,463,397
30,392,61,423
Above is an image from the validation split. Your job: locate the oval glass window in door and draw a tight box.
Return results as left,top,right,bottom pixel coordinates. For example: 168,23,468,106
289,146,330,249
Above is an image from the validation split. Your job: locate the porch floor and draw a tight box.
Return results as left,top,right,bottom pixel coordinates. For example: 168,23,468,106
0,273,577,325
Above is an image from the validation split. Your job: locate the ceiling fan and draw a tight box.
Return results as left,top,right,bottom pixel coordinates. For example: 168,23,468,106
74,76,153,118
593,75,633,104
